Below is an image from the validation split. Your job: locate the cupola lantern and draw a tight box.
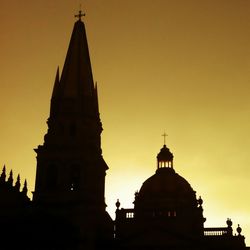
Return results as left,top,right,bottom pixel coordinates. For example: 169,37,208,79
157,144,174,169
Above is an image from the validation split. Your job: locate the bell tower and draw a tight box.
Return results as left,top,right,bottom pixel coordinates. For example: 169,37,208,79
33,12,109,218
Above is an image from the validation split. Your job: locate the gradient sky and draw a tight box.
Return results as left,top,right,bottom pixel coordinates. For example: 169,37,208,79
0,0,250,244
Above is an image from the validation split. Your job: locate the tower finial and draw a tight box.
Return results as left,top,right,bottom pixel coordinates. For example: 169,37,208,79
162,132,167,145
15,174,21,191
7,170,13,186
22,179,28,195
0,165,6,183
75,9,85,21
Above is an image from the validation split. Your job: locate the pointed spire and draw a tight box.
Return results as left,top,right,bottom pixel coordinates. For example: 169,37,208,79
7,170,13,186
15,174,21,191
48,17,100,123
51,67,60,99
0,165,6,183
58,18,95,99
22,179,28,195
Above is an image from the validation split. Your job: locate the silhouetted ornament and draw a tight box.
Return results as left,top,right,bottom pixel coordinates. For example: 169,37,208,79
197,196,203,206
7,170,13,186
22,179,28,195
0,165,6,183
133,191,139,204
116,199,121,209
15,174,21,191
226,218,233,227
134,191,139,197
237,224,242,235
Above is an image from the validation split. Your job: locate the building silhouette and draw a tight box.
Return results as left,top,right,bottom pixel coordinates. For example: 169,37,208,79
0,13,248,250
115,144,247,249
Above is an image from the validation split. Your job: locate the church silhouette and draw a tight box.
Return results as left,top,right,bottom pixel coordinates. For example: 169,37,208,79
0,13,248,250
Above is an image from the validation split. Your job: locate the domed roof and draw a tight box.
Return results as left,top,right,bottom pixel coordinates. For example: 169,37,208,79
134,145,197,212
139,168,194,199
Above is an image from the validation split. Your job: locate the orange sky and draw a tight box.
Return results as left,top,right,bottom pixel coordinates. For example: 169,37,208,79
0,0,250,244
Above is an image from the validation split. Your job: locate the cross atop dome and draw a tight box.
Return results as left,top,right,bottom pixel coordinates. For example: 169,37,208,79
162,132,167,145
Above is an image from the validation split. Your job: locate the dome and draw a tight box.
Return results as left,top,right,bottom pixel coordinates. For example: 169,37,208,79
138,168,195,200
134,145,197,213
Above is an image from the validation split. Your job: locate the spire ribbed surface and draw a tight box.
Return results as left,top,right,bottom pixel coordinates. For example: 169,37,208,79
59,20,94,98
50,19,99,118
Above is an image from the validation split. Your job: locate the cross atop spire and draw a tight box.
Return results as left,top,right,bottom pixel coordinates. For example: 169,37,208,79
162,132,167,145
75,9,85,21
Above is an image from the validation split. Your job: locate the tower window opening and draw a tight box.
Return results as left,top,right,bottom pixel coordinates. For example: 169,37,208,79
70,178,79,191
157,144,174,169
126,212,134,218
70,182,75,191
159,161,173,168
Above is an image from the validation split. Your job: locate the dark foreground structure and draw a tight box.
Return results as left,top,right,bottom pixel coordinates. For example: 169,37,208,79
0,13,248,250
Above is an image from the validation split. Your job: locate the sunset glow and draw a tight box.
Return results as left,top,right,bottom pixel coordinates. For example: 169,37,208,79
0,0,250,244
